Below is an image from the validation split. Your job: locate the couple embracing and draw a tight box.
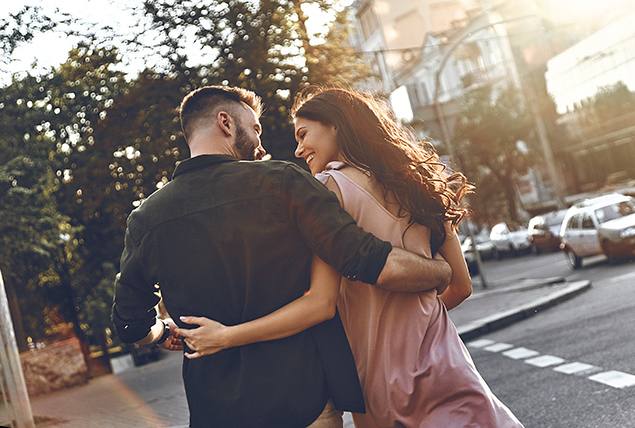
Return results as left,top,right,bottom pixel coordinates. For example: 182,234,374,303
112,85,524,428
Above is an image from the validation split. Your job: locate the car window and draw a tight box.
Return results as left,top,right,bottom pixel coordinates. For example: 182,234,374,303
595,200,635,224
546,210,568,227
581,213,595,229
566,214,580,230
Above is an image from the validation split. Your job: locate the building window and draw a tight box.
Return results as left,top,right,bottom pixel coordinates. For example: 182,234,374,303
407,82,430,107
358,4,380,40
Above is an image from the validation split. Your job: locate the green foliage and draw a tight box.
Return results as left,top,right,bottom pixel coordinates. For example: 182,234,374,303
0,0,373,353
454,85,537,223
584,81,635,123
138,0,371,160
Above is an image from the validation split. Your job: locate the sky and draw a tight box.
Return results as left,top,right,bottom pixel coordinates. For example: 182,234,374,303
2,0,634,86
1,0,339,85
2,0,142,83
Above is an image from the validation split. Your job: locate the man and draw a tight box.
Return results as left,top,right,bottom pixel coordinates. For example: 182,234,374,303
112,86,451,428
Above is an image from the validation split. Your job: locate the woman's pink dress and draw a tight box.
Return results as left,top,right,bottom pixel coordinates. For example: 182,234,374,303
316,163,523,428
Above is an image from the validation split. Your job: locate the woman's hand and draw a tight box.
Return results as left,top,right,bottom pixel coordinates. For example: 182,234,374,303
175,316,231,359
156,318,183,351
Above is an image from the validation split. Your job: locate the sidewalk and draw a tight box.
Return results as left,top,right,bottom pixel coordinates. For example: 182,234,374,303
12,277,590,427
448,277,591,341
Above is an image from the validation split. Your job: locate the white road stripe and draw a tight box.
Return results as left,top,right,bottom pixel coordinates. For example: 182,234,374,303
467,339,495,348
525,355,566,368
589,371,635,388
609,271,635,283
553,362,598,375
472,342,635,389
483,343,514,352
502,347,540,360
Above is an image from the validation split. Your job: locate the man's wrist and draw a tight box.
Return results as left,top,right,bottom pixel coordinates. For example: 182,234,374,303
156,320,170,344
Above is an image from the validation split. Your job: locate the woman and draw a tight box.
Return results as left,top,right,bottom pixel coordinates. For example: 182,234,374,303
176,87,524,427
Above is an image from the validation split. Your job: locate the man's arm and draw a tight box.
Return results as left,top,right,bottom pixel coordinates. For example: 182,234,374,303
374,247,452,293
320,172,452,293
281,164,450,293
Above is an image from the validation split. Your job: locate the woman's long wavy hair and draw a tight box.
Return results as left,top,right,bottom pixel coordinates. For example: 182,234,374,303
291,86,473,252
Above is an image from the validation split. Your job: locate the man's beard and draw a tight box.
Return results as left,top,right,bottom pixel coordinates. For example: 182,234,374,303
234,122,263,161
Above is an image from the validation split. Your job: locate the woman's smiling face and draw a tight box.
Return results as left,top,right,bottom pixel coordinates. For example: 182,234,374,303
294,117,342,176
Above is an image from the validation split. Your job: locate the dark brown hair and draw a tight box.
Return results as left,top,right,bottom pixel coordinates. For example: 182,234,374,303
292,86,473,252
180,86,262,143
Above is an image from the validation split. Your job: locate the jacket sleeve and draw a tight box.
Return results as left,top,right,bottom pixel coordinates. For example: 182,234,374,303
280,164,391,285
111,216,160,343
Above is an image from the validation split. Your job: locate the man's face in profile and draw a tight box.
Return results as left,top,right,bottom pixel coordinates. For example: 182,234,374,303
234,104,265,161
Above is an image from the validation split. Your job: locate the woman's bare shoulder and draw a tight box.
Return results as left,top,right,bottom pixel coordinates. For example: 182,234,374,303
339,166,402,217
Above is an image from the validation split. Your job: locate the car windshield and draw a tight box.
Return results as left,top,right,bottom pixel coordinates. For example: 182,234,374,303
594,200,635,224
545,211,567,227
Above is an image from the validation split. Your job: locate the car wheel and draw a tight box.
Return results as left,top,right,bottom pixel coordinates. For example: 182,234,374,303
564,248,582,269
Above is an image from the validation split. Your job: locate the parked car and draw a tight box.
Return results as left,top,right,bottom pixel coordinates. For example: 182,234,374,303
559,193,635,268
489,222,531,258
461,233,496,274
527,209,568,253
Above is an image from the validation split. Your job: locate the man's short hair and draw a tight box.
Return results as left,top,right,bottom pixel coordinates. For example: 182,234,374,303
180,86,262,143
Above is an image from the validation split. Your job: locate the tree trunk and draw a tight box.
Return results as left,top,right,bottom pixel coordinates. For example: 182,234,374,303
503,178,519,224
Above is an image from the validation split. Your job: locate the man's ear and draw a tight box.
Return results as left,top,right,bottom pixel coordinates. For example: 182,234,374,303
217,111,233,136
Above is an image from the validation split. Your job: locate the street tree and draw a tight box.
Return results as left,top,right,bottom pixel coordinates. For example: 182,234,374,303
454,85,537,224
0,73,74,350
138,0,371,160
0,44,133,351
585,81,635,124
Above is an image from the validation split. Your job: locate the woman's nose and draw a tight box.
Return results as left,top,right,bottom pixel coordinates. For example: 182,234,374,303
294,142,304,158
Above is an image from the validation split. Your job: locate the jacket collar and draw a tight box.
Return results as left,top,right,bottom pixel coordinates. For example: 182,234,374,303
172,154,238,179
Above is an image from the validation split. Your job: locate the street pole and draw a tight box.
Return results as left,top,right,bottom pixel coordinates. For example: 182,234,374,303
0,270,36,428
525,92,567,209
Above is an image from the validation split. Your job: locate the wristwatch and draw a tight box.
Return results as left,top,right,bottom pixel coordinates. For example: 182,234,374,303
156,320,170,344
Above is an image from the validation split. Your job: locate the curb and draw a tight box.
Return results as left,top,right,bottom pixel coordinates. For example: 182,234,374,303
457,280,592,341
468,277,566,300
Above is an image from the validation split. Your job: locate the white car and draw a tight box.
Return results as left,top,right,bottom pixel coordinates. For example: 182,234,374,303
559,193,635,268
489,222,531,258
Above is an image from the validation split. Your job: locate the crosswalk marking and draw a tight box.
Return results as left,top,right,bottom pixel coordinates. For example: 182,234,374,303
553,362,597,375
502,347,540,360
483,343,514,352
589,371,635,388
467,341,635,389
466,339,495,348
525,355,565,368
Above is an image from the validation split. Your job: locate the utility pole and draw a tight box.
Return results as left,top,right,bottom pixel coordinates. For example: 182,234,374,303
0,270,36,428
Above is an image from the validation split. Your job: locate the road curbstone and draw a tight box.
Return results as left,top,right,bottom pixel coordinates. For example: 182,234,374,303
457,280,592,341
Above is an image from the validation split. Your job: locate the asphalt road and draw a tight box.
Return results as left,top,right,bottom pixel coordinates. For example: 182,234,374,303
467,251,635,428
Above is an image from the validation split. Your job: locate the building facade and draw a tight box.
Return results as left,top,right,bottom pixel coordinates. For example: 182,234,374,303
546,12,635,194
